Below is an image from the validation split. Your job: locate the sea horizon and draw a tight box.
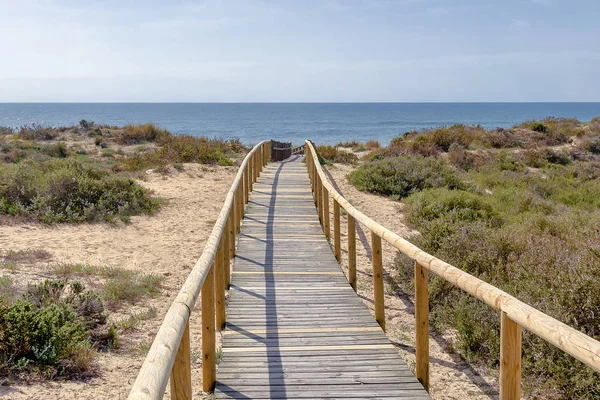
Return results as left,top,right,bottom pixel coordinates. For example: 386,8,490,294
1,102,599,146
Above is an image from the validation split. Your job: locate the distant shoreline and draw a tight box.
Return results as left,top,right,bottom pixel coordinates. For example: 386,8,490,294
2,102,599,145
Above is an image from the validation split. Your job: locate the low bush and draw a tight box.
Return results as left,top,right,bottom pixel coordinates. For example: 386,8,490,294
447,143,475,170
397,160,600,398
41,142,69,158
18,124,58,141
0,279,106,377
348,155,463,198
582,137,600,154
315,145,358,165
113,124,170,145
336,140,362,148
0,159,160,223
0,127,14,135
365,140,380,150
531,122,547,133
103,272,164,303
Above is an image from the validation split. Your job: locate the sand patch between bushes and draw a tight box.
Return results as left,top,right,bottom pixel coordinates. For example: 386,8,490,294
0,163,235,400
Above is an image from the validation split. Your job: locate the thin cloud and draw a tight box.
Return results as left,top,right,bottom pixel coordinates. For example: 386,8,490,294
510,18,531,30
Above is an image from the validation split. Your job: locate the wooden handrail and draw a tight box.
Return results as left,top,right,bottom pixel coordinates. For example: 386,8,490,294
128,140,272,400
305,140,600,398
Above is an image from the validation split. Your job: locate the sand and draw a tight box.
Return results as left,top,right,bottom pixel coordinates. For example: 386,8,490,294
0,163,236,399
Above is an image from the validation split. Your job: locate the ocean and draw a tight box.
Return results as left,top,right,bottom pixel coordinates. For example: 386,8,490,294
1,103,599,146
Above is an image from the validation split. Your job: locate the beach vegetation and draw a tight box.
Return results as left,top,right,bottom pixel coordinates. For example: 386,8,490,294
0,159,160,223
315,145,358,165
345,117,600,398
113,123,170,145
348,155,462,197
17,124,58,141
365,139,380,150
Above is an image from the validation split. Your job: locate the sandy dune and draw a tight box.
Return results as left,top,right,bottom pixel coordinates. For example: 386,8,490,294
0,164,236,399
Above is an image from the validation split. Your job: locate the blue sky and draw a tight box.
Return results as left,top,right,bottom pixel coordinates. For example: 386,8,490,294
1,0,599,102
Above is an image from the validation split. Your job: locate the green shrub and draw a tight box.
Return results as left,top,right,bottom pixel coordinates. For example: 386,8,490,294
0,279,104,377
0,159,159,223
103,272,163,303
120,135,234,170
114,124,170,145
41,142,69,158
365,140,380,150
531,122,548,133
406,188,495,226
546,150,572,165
447,143,475,170
336,140,362,148
18,124,58,141
316,146,359,165
481,128,522,149
79,120,94,129
398,160,600,398
0,127,14,135
583,137,600,154
348,155,463,198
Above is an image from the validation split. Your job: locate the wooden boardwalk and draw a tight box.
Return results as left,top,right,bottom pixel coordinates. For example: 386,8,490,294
215,156,430,399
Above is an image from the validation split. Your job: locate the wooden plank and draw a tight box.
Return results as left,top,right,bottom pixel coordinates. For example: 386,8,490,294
222,327,381,335
214,157,428,399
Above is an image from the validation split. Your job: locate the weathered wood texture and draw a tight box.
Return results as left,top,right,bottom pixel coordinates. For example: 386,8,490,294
305,140,600,397
128,141,269,400
215,156,429,399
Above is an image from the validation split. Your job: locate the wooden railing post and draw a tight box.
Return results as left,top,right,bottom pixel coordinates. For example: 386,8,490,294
415,261,429,391
253,152,258,182
225,215,232,288
500,312,522,400
201,265,216,392
228,209,235,260
371,232,385,331
323,187,330,239
248,158,253,192
348,215,356,292
235,188,242,233
316,175,322,223
170,322,191,400
333,200,341,261
215,240,226,330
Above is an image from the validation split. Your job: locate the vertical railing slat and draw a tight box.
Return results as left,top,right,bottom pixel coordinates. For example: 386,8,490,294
500,312,522,400
371,232,385,331
323,187,330,239
201,265,216,392
347,215,357,292
170,322,192,400
333,200,341,261
215,240,226,330
415,261,429,391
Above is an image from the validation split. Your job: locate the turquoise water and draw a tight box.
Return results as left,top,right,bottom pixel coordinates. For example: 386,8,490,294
1,103,599,146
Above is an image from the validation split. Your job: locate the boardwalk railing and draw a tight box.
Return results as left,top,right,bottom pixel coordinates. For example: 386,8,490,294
305,140,600,399
292,144,305,155
270,140,292,161
128,140,271,400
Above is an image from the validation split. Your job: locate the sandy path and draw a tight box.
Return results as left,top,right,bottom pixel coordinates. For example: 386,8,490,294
0,164,235,399
324,163,499,400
